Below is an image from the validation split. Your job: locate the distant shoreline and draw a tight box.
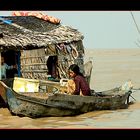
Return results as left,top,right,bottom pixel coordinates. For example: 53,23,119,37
85,48,140,50
84,48,140,54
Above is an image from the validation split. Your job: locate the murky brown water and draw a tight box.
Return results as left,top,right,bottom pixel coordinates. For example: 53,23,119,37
0,91,139,129
1,49,140,129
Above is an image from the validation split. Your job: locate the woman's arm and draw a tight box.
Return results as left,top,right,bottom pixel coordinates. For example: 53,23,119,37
72,76,81,95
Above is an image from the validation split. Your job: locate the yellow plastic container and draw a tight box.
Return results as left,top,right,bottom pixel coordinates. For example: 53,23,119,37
13,77,39,92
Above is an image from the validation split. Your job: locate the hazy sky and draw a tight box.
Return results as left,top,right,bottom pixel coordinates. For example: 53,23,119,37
1,11,140,49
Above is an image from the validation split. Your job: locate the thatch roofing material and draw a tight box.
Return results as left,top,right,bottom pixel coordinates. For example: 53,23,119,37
0,16,84,51
0,16,59,32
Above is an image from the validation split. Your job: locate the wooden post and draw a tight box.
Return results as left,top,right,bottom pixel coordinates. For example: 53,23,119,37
0,52,1,80
17,51,21,77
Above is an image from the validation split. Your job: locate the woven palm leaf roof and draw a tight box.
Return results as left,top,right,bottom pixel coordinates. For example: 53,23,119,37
0,16,84,51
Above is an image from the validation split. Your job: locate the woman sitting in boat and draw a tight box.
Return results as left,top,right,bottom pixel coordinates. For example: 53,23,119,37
68,64,91,96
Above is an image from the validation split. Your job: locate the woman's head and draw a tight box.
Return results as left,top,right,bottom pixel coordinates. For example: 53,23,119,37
68,64,81,78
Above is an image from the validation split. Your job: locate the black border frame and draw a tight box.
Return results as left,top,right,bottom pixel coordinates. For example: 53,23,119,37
0,0,140,139
0,0,140,10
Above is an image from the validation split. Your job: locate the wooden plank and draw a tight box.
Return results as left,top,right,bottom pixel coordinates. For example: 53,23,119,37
0,52,1,80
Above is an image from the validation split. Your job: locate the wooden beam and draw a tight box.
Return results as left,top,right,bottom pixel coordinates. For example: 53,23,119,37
0,52,1,80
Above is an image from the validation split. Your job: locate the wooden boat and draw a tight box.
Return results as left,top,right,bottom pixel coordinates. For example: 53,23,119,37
0,78,133,118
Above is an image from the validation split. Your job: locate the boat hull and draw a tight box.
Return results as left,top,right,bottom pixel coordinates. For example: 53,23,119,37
0,81,131,118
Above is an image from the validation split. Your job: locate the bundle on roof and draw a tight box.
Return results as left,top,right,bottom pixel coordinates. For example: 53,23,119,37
12,11,61,24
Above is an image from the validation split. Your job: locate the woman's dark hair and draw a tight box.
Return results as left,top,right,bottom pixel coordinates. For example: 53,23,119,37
69,64,84,77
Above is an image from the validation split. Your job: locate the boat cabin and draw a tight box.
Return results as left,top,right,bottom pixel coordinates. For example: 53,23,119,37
0,12,85,83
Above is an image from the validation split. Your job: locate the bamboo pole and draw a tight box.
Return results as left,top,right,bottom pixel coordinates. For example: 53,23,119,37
17,51,21,77
0,52,1,80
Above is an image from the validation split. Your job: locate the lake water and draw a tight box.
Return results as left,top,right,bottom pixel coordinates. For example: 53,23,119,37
0,90,139,129
0,49,140,129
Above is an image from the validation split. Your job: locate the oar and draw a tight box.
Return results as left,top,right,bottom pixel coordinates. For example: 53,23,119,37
130,95,136,101
133,88,140,90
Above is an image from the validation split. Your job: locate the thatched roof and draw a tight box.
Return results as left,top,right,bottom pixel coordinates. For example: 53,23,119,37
0,16,84,51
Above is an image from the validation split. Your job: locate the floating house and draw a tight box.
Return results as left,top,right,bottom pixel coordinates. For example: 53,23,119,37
0,12,85,81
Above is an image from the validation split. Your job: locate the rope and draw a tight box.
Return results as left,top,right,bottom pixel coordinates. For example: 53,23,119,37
130,11,140,35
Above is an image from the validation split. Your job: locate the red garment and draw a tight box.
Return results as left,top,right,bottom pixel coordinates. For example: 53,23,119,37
73,75,91,96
